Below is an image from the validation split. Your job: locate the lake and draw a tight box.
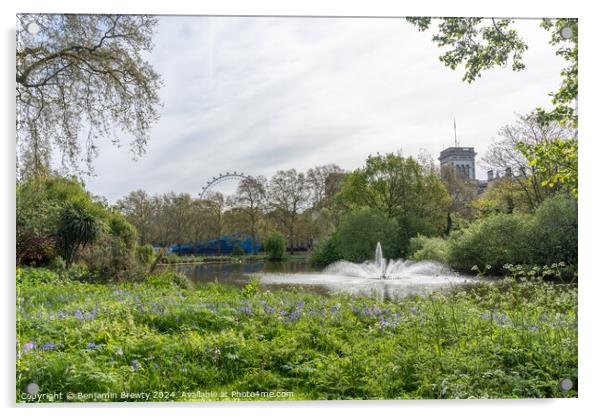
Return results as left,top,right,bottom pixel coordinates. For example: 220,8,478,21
160,259,477,300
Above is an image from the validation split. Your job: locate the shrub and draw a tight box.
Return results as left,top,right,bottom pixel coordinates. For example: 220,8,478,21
232,244,245,257
334,208,400,263
144,270,192,289
529,195,577,266
57,201,104,265
264,231,286,261
137,244,156,265
447,213,534,273
311,235,343,266
408,235,450,263
79,234,145,282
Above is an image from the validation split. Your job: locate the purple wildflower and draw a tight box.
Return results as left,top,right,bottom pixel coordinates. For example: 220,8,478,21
86,342,101,350
74,309,84,320
131,359,139,371
410,307,418,315
39,342,60,351
153,363,160,370
529,325,539,332
22,342,35,353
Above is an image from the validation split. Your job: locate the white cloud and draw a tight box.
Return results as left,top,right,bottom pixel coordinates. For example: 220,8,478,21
85,16,565,202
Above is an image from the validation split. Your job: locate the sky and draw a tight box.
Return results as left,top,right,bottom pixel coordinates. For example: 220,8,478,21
83,16,566,202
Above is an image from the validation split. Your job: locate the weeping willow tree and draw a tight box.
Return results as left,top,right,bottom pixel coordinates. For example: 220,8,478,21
16,14,162,178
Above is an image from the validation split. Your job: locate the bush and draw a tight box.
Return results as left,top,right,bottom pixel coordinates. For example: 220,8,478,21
408,235,449,263
529,195,577,266
79,234,145,282
144,270,192,289
137,244,156,265
334,208,400,263
57,201,104,265
232,244,245,257
447,213,534,273
311,235,343,266
264,231,286,261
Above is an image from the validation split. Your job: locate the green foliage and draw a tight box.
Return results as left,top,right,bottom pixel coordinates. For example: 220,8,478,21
447,214,534,273
407,17,577,128
264,231,286,261
16,268,577,401
17,175,90,264
17,175,143,281
406,17,528,83
472,177,535,216
232,244,245,257
516,138,578,197
335,153,450,254
334,208,400,262
421,196,578,275
144,270,192,289
530,195,578,266
57,201,104,266
136,244,156,265
240,277,260,298
310,235,343,267
408,235,449,263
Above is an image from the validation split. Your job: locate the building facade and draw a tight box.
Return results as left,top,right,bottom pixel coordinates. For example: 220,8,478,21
438,147,477,181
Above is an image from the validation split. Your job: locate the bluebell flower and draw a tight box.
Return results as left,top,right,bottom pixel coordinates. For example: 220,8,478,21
86,342,101,350
132,359,139,371
39,342,60,351
529,325,539,332
482,312,491,319
57,311,65,319
239,306,252,315
153,363,160,370
74,309,84,320
410,307,418,315
22,341,35,353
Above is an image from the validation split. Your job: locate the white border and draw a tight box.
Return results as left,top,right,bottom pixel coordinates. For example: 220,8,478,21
2,1,600,415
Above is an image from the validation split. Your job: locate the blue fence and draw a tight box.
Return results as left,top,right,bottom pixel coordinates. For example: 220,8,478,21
169,234,260,256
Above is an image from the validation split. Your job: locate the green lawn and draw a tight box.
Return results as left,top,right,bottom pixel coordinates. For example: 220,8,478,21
16,268,577,402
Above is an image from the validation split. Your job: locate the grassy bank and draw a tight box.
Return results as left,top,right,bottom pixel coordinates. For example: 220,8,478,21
16,268,577,402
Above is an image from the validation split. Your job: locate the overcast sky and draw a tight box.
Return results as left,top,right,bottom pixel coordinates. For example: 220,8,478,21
84,16,565,202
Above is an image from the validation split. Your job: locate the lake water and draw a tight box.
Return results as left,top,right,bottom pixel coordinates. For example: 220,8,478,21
161,259,477,300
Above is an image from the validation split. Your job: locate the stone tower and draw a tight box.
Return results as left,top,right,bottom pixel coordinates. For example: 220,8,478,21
439,147,476,181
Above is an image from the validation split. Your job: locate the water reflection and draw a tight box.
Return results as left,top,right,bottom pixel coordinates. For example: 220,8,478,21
161,259,476,301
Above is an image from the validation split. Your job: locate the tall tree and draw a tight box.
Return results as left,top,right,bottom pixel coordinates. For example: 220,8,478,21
483,113,576,207
336,152,451,253
268,170,310,254
16,14,162,177
231,176,267,254
306,164,344,209
201,192,227,256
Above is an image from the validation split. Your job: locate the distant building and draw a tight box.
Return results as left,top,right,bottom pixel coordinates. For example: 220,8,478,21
438,147,477,181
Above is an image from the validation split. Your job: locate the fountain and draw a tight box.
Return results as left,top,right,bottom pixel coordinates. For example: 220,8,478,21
258,241,475,299
323,241,451,280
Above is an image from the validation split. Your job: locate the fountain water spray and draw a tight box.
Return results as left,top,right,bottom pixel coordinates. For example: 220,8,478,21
324,242,451,280
375,242,388,279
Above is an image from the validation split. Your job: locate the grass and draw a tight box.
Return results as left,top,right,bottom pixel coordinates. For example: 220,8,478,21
16,267,577,402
